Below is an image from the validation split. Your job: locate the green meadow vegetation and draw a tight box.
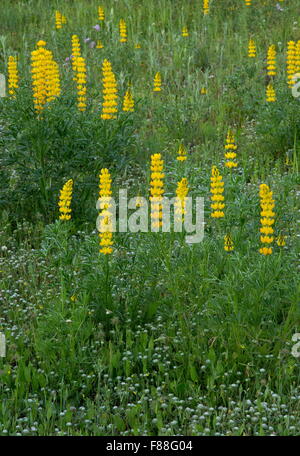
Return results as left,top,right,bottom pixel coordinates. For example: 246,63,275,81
0,0,300,436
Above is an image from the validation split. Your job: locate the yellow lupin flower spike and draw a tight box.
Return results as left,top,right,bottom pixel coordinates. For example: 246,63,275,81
182,27,189,37
101,59,118,120
248,39,256,58
267,44,276,77
175,178,189,223
176,143,187,161
224,234,234,252
153,72,162,92
150,153,165,230
259,184,275,255
287,40,296,87
294,40,300,75
203,0,210,15
55,11,62,29
98,169,114,255
71,35,81,79
8,56,19,97
224,130,238,168
55,11,67,29
119,19,127,43
98,6,105,21
266,83,276,102
75,56,87,112
96,40,104,49
31,40,61,112
58,179,73,221
122,89,134,112
210,166,225,218
276,234,286,247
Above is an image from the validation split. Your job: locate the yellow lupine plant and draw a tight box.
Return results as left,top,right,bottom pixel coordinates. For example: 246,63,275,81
58,179,73,221
75,56,87,111
182,27,189,37
98,6,105,21
175,178,189,223
259,184,275,255
31,40,60,112
71,35,81,78
55,11,66,29
295,40,300,74
153,72,162,92
122,89,134,112
176,143,187,161
203,0,209,15
55,11,62,29
224,234,234,252
150,153,165,229
267,45,276,77
98,169,114,255
286,40,296,87
8,56,19,97
101,59,118,120
119,19,127,43
210,166,225,218
266,83,276,102
248,39,256,58
224,130,238,168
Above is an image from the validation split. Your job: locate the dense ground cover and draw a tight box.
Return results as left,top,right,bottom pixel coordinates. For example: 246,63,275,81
0,0,299,436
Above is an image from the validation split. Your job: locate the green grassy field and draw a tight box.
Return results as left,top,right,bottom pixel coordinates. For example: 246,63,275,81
0,0,300,436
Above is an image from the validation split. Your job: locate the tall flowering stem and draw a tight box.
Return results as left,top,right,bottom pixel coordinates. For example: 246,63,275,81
55,11,67,29
182,27,189,37
8,56,19,97
98,169,114,255
75,56,87,111
98,6,105,21
153,72,162,92
175,178,189,223
224,130,238,169
224,234,234,252
58,179,73,221
286,41,296,87
150,153,165,230
210,166,225,218
101,59,118,120
276,234,286,247
259,184,275,255
31,41,48,112
31,40,61,112
266,83,276,102
71,35,81,78
248,39,256,58
46,55,61,102
122,89,134,112
55,11,62,29
295,40,300,74
203,0,209,15
119,19,127,43
267,45,276,77
176,143,187,161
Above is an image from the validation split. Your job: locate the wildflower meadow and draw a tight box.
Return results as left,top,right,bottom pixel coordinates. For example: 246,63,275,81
0,0,300,438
